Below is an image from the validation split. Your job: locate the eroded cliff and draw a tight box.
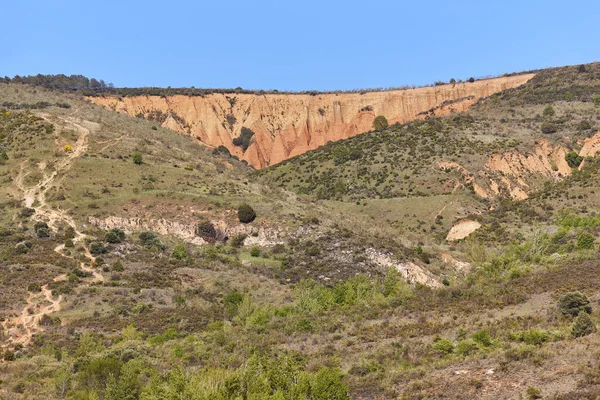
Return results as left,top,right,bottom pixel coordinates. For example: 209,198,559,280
88,74,535,168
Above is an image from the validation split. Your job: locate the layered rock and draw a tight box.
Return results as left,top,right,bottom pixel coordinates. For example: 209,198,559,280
88,74,535,168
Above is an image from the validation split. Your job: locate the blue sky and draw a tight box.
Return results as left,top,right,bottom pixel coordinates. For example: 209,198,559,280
2,1,599,91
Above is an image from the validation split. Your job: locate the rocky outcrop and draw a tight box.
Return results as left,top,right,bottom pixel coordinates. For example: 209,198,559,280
365,248,441,288
446,220,481,241
438,134,600,201
88,74,535,168
88,216,285,246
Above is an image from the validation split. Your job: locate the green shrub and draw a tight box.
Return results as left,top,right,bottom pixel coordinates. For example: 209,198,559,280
565,151,583,168
572,313,596,337
517,329,549,346
558,292,591,316
27,282,42,292
593,94,600,107
171,244,188,260
577,232,595,249
432,338,454,355
131,151,143,165
472,329,493,347
310,367,350,400
105,228,125,243
541,122,558,134
543,104,555,117
34,221,49,237
455,339,478,356
372,115,389,131
89,242,107,255
112,260,124,272
230,233,247,247
238,203,256,223
138,231,165,250
250,246,260,257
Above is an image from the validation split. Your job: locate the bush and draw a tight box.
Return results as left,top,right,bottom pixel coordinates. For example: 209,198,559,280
232,127,255,151
455,339,478,356
311,367,350,400
572,313,596,337
139,231,165,250
593,94,600,107
35,221,50,238
27,282,42,292
468,77,475,83
543,104,555,117
472,329,493,347
577,232,595,249
105,228,125,243
230,233,247,247
541,122,558,134
432,338,454,355
89,242,107,255
64,144,73,152
131,151,143,165
171,244,188,260
558,292,591,317
250,246,260,257
372,115,389,131
196,220,217,241
565,151,583,168
238,203,256,223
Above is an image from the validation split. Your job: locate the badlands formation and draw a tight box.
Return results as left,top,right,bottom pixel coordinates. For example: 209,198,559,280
89,74,535,168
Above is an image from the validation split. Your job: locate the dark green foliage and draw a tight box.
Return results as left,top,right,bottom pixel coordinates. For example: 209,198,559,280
238,203,256,223
196,220,217,241
5,74,112,90
565,152,583,168
558,292,592,316
138,231,165,250
541,122,558,134
78,357,123,395
89,242,107,255
594,94,600,107
131,151,143,165
27,282,42,292
232,127,255,151
250,246,260,257
3,350,15,361
332,145,350,165
20,207,35,218
572,313,596,337
34,221,49,238
105,228,125,244
212,145,232,157
372,115,389,131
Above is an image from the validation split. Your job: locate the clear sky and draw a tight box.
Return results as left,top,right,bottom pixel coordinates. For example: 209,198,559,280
2,0,599,91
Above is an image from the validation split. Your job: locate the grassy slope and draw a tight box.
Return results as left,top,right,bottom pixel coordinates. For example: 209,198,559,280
0,63,600,399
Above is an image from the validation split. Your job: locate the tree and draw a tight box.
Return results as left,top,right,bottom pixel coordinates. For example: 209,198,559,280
558,292,591,317
543,104,555,118
131,151,143,165
372,115,389,131
196,220,217,241
106,228,125,243
468,77,475,83
238,203,256,223
565,151,583,168
572,313,596,337
34,221,50,238
233,127,255,151
332,145,350,165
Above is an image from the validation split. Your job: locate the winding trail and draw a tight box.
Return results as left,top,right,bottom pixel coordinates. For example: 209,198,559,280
2,116,105,350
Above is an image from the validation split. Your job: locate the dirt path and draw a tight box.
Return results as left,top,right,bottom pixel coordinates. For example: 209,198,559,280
2,116,104,350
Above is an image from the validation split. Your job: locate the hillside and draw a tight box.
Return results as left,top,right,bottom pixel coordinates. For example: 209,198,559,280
86,74,534,168
1,63,600,399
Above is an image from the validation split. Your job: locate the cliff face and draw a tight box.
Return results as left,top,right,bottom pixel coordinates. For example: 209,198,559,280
88,74,535,168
